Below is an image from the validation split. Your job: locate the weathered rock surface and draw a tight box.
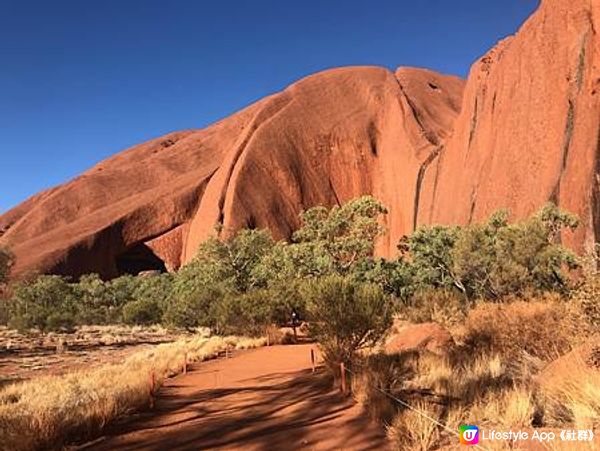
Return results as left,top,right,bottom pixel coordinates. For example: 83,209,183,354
426,0,600,254
0,67,463,278
384,322,454,355
3,0,600,278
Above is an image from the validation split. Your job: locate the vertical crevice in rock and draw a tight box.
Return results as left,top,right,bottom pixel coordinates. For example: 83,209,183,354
413,146,443,230
576,36,587,91
468,97,479,148
550,99,576,205
468,189,477,224
395,79,439,146
562,100,575,170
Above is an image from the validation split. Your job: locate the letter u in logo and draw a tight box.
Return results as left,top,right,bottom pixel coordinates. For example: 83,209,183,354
459,425,480,445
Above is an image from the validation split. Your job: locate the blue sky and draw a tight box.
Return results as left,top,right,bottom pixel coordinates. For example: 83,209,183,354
0,0,539,213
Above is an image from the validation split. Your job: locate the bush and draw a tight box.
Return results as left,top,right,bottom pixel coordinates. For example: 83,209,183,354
8,275,77,332
121,298,163,325
187,229,276,293
303,276,393,368
396,204,579,302
459,300,584,361
398,289,467,327
573,273,600,330
74,273,117,324
163,285,223,330
213,290,273,337
0,247,13,285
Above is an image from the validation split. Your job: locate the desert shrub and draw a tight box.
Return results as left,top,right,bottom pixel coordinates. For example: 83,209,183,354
8,275,77,332
353,257,416,302
163,285,223,330
0,246,14,285
213,290,273,337
459,300,583,361
290,196,388,277
265,279,306,325
121,298,163,325
186,228,276,293
303,276,393,368
572,273,600,330
396,204,579,303
74,273,117,324
133,273,173,309
453,206,579,299
398,289,467,327
107,274,139,307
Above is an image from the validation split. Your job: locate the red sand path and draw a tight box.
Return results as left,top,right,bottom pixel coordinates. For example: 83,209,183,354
80,344,389,450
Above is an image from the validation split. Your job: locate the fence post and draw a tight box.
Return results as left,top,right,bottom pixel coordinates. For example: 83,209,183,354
182,352,187,374
310,348,315,373
225,346,229,358
340,362,347,395
149,370,155,408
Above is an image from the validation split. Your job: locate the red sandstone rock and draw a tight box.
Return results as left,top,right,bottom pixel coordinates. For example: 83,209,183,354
3,0,600,279
426,0,600,254
385,322,454,355
0,67,462,278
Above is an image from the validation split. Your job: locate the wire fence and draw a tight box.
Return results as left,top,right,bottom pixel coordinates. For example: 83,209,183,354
339,362,490,451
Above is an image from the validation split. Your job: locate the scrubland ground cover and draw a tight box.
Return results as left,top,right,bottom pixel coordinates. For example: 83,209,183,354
0,334,265,450
0,196,599,450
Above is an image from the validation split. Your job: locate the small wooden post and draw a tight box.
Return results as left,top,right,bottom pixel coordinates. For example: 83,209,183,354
267,333,270,347
310,348,316,373
182,352,187,374
340,362,347,395
225,346,229,358
149,371,155,408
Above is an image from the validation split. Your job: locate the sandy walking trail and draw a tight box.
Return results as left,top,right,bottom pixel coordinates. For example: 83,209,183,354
81,344,389,451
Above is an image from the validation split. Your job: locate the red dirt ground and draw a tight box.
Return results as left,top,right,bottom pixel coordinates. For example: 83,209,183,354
79,344,389,450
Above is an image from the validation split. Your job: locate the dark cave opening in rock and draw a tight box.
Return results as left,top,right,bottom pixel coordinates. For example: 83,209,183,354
115,243,167,276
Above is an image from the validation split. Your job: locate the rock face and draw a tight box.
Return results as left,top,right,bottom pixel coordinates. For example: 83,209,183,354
426,0,600,253
0,67,463,278
2,0,600,278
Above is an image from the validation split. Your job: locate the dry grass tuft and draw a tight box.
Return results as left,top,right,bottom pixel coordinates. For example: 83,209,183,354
386,401,441,451
457,300,584,361
361,299,599,450
0,335,265,450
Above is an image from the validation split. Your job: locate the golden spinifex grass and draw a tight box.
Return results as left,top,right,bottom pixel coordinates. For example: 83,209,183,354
352,300,600,450
0,335,266,451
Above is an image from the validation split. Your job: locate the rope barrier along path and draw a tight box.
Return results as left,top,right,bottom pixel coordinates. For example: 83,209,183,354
342,366,490,451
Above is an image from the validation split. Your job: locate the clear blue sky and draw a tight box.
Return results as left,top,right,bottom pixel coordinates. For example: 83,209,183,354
0,0,539,214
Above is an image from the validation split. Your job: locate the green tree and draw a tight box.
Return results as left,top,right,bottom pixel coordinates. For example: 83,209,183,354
163,284,224,330
9,275,77,332
291,196,388,277
75,273,114,324
213,289,273,337
452,205,579,299
189,228,276,293
398,225,461,293
122,298,163,325
304,275,393,368
398,204,580,302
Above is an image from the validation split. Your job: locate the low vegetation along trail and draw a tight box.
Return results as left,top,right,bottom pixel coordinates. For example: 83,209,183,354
80,343,388,451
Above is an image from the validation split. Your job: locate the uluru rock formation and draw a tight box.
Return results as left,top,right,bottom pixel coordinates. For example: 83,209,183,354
2,0,600,279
